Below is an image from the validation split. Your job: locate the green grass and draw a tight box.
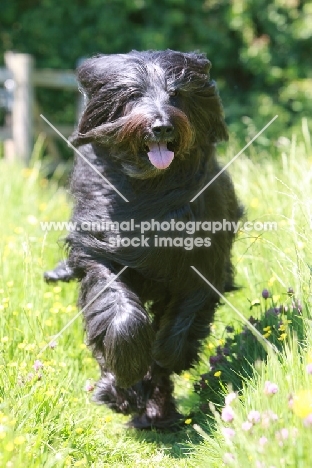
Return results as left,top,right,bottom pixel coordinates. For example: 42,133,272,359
1,123,312,467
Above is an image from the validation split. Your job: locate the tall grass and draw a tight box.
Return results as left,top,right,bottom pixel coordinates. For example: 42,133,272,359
193,121,312,467
0,123,311,467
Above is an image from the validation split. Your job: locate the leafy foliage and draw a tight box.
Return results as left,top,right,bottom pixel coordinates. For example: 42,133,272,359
195,288,305,412
0,0,311,143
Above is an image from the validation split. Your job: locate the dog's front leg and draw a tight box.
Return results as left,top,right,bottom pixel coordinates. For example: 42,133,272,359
152,290,219,373
79,264,154,388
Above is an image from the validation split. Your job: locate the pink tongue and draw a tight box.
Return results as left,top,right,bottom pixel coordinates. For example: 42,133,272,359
147,143,174,169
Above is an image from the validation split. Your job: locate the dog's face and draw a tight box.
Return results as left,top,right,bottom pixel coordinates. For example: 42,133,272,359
72,50,228,178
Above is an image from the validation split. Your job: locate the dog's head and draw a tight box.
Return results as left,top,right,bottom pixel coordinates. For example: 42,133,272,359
71,50,228,178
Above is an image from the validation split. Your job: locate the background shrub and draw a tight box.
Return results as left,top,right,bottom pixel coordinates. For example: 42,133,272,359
1,0,311,151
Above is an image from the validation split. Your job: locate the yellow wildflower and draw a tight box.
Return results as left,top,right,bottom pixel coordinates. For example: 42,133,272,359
268,276,276,286
292,390,312,418
278,333,287,341
5,442,14,452
14,436,26,445
43,292,53,299
263,331,272,339
22,168,33,178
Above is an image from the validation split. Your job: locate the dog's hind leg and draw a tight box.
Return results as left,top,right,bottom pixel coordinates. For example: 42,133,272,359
80,263,154,388
92,371,147,415
152,290,219,374
127,364,183,430
93,365,182,430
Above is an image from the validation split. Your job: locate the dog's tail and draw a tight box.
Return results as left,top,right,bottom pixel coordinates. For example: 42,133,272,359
80,269,154,388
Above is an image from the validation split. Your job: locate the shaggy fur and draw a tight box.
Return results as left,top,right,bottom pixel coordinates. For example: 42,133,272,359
45,50,242,429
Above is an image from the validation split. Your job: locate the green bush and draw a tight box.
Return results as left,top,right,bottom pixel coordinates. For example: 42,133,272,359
194,287,305,413
1,0,311,148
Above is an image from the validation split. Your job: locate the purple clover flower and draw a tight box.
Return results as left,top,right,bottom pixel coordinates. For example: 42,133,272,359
225,392,237,406
259,436,268,446
248,410,261,424
276,428,289,445
262,289,270,299
303,414,312,427
209,354,224,368
264,380,279,395
221,405,235,422
222,427,235,439
242,421,253,431
33,360,43,371
261,410,278,428
223,453,235,464
84,379,95,392
266,307,280,317
292,299,303,313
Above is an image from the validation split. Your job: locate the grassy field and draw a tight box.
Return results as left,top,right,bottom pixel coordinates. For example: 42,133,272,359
1,122,312,467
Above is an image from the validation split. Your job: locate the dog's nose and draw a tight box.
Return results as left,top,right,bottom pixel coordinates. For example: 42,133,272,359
152,122,174,139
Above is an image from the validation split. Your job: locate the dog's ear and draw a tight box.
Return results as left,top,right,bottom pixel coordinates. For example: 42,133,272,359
187,54,228,143
199,59,228,143
76,55,111,98
178,52,228,143
185,52,212,76
72,55,124,146
205,81,229,143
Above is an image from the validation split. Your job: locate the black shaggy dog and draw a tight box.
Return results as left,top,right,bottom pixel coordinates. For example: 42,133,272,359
45,50,242,430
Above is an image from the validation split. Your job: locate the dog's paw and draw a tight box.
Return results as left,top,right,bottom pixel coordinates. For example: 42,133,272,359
93,373,139,414
44,261,75,283
127,411,184,431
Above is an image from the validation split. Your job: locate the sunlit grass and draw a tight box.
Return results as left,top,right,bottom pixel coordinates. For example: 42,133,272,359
0,122,312,467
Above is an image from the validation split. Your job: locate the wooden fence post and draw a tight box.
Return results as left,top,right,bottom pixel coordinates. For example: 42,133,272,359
4,52,34,163
76,57,86,122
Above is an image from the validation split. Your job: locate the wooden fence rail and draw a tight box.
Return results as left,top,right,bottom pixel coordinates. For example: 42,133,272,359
0,51,81,163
